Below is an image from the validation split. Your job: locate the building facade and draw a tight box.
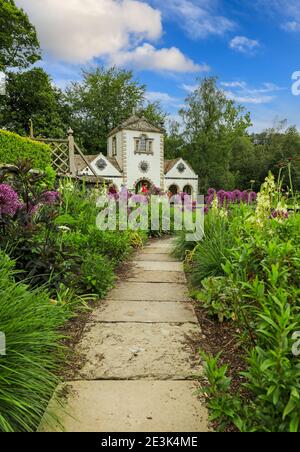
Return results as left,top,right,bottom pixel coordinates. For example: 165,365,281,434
75,115,198,195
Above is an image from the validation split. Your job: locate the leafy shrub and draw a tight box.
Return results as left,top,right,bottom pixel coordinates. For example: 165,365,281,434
189,212,234,286
85,227,132,263
0,130,52,171
0,252,70,432
185,175,300,432
80,252,115,298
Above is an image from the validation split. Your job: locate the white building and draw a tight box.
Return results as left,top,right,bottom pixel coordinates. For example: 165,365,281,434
75,115,198,195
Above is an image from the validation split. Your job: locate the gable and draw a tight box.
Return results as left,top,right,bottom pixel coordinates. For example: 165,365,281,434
76,154,122,177
108,115,164,137
164,158,197,178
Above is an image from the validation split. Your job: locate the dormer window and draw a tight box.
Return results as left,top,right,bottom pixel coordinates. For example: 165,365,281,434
112,136,117,156
134,134,154,154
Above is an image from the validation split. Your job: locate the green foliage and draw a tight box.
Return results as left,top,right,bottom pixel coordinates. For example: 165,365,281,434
194,277,238,322
184,176,300,431
0,251,69,432
189,212,234,285
0,68,69,137
0,0,41,70
66,66,166,153
0,129,52,170
81,252,115,298
179,77,252,192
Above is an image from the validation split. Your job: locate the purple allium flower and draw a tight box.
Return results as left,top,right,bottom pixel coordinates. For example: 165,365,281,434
152,186,162,196
41,191,60,205
119,187,130,201
232,190,243,202
217,190,226,206
172,194,182,205
241,191,250,203
28,203,40,215
206,194,214,206
131,194,148,205
0,184,21,216
207,188,216,196
249,192,257,203
271,210,289,219
225,192,233,203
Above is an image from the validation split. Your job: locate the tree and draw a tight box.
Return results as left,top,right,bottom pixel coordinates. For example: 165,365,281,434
179,77,252,192
66,67,166,154
164,120,186,160
0,68,69,137
0,0,41,71
251,124,300,190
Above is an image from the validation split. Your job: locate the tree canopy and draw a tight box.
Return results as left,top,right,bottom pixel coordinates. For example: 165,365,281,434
0,0,41,71
0,68,69,138
66,67,166,154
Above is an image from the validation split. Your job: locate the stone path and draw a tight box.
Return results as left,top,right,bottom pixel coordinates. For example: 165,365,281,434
40,238,209,432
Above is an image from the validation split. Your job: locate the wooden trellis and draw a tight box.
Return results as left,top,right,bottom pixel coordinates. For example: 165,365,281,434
35,129,97,177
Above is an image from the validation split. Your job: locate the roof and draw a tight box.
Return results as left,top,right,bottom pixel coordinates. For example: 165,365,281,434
164,159,181,174
74,154,95,171
108,115,164,137
74,154,122,173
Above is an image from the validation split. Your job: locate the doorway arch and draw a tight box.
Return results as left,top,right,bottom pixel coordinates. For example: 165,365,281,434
168,184,179,196
135,179,152,194
183,185,193,196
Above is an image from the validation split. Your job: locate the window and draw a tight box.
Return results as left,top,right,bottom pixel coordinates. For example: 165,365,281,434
134,134,154,154
112,137,117,156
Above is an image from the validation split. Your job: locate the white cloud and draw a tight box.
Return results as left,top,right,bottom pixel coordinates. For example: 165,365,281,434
229,36,260,54
220,81,247,89
255,1,300,32
110,43,206,73
16,0,202,74
282,21,300,32
151,0,235,39
16,0,163,63
146,91,183,109
181,83,199,92
224,91,274,104
221,80,285,105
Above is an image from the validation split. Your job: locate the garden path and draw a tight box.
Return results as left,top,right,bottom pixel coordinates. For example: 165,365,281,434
40,238,209,432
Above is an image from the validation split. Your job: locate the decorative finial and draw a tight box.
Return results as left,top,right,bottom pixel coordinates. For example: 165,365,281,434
68,127,74,135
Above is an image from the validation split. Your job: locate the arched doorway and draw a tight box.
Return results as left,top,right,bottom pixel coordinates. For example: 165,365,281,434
183,185,193,196
135,179,151,194
168,185,179,196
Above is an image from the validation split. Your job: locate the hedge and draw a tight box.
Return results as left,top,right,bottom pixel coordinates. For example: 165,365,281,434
0,130,52,170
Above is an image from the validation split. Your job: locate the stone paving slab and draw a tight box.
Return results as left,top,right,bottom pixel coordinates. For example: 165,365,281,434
75,323,201,380
139,247,172,254
39,381,209,432
91,301,197,323
107,282,189,301
131,261,183,272
126,269,186,284
132,253,179,262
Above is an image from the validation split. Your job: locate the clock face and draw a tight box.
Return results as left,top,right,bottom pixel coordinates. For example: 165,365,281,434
139,161,149,173
177,163,186,173
96,158,107,171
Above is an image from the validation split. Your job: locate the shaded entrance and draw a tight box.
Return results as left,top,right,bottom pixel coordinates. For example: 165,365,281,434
135,180,151,194
183,185,192,195
168,185,179,196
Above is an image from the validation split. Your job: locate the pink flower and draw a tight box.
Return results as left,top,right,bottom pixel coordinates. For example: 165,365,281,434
0,184,21,216
41,191,60,205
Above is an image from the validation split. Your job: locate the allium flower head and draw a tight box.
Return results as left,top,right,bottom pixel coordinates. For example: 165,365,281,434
0,184,21,216
207,188,216,196
41,191,60,205
232,190,242,202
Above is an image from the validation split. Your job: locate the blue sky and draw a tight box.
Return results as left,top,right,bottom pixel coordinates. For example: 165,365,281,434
15,0,300,132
